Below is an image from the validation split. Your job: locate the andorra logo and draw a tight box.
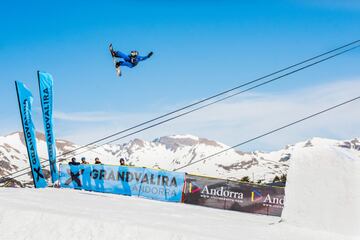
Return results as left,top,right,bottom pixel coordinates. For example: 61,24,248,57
201,185,244,199
251,190,284,206
188,182,202,194
251,189,263,202
263,194,284,205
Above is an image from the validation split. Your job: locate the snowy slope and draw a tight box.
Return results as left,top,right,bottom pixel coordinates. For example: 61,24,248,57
0,188,356,240
282,144,360,236
0,131,359,187
0,134,359,239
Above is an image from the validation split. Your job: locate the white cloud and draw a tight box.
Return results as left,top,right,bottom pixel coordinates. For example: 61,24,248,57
55,79,360,151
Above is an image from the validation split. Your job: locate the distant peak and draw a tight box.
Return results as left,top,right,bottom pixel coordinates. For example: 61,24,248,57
168,134,199,141
129,138,146,148
154,134,224,150
4,131,22,138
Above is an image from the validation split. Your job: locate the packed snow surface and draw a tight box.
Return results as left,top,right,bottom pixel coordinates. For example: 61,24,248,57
0,188,357,240
1,134,359,239
282,145,360,236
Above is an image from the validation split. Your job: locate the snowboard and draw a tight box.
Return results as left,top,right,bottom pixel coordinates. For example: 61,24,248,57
109,44,121,77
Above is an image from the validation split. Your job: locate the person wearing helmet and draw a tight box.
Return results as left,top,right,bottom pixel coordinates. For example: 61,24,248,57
109,44,153,68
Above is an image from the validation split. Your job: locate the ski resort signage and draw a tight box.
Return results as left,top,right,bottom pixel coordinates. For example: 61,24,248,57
38,71,58,183
59,164,284,215
15,81,47,188
183,174,284,216
59,164,185,202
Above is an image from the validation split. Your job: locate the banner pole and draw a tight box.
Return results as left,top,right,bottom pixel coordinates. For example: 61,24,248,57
37,71,59,183
15,81,37,187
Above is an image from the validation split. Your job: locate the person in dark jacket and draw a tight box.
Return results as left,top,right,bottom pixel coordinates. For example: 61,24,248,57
94,157,102,164
110,46,153,69
119,158,126,166
69,157,80,166
81,157,89,164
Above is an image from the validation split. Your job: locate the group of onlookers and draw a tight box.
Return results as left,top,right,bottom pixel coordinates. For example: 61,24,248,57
68,157,127,166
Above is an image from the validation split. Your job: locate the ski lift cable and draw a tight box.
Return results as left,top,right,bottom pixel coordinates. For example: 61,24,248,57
173,96,360,171
0,41,359,183
2,94,359,185
24,42,358,165
51,40,360,155
59,43,360,154
29,40,360,162
47,41,360,160
1,42,359,183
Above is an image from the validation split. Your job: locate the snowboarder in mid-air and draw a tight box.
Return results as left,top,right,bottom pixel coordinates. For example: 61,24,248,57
109,43,153,77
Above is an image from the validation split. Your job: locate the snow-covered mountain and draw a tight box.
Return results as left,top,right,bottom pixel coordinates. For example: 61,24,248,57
0,131,359,187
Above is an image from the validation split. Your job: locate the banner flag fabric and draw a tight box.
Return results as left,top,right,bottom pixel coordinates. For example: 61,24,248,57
15,81,47,188
37,71,58,183
183,174,284,216
59,164,185,202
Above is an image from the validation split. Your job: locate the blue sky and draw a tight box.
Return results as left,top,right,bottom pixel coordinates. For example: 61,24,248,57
0,1,359,151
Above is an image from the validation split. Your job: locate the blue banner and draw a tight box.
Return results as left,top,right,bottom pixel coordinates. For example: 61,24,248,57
59,164,185,202
38,71,58,183
15,81,47,188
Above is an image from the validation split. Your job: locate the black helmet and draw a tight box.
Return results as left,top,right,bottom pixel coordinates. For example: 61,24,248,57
130,50,138,57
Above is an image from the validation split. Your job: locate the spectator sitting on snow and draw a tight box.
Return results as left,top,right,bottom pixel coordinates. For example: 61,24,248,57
94,157,102,164
81,157,89,164
119,158,126,166
69,157,80,166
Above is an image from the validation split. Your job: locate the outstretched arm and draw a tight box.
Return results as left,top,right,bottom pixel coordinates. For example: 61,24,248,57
137,52,153,62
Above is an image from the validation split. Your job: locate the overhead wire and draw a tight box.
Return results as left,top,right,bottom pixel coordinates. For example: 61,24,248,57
59,43,360,155
52,40,360,155
0,40,359,184
173,96,360,171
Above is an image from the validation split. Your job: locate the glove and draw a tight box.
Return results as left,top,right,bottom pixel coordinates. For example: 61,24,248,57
147,52,153,58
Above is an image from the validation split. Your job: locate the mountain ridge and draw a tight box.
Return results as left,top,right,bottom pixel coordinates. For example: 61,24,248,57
0,131,359,187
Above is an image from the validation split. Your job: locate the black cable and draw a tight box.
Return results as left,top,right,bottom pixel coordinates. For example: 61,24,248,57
51,40,360,156
24,40,360,163
1,41,359,183
173,96,360,171
0,157,54,184
2,42,359,182
4,94,358,184
61,43,360,155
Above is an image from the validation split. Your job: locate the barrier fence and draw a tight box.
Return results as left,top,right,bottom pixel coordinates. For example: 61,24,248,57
59,164,185,202
183,174,284,216
59,164,284,216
